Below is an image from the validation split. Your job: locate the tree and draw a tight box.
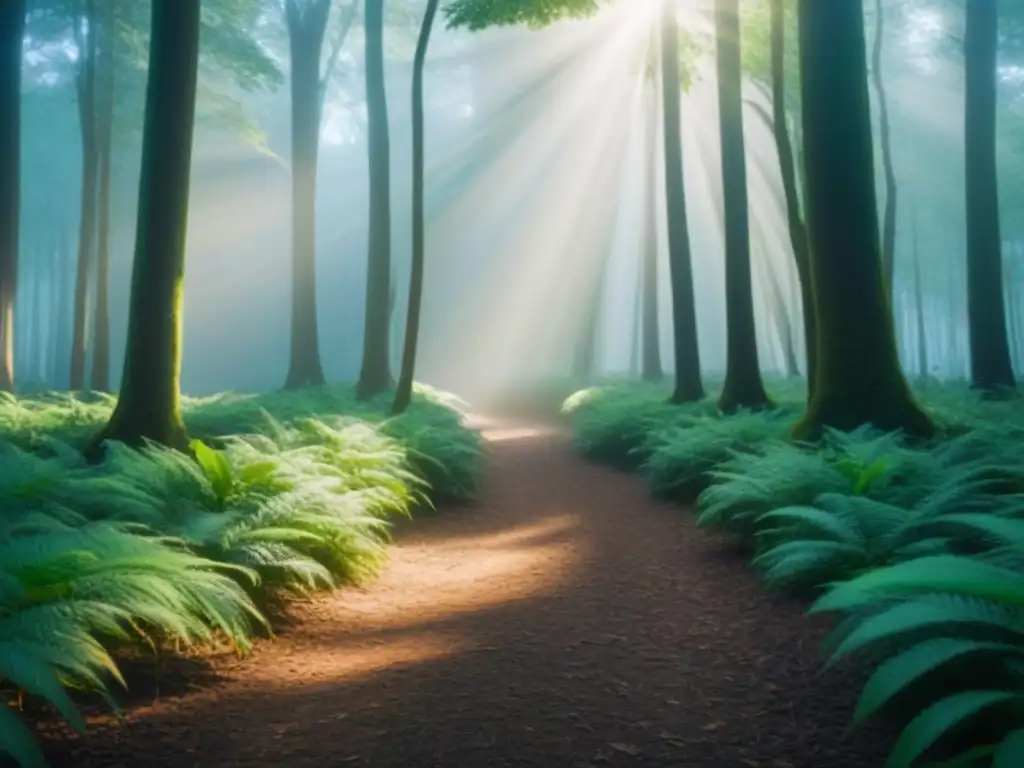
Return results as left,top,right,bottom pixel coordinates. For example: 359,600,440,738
791,0,931,439
870,0,897,295
443,0,599,29
282,0,333,390
0,0,24,394
715,0,769,412
87,0,202,454
69,0,98,391
90,0,116,392
964,0,1015,392
641,61,663,381
742,0,815,395
392,0,441,415
660,0,703,402
356,0,394,400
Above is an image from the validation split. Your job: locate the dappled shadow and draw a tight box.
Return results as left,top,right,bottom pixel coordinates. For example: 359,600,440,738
42,418,896,767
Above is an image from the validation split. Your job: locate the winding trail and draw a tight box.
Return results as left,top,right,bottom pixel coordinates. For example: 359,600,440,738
46,418,894,767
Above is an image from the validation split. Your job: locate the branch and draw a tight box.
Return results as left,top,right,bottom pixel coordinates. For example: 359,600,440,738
320,0,360,107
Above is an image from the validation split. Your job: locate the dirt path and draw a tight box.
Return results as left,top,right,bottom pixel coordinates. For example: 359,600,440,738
44,419,894,767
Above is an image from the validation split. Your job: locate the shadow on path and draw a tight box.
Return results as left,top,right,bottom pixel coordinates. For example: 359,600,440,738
44,418,893,767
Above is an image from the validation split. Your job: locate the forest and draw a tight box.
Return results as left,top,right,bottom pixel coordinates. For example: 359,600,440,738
1,0,1024,765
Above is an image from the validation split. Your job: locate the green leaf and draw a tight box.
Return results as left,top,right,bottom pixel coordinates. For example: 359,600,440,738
190,440,234,507
811,556,1024,614
888,691,1018,768
994,730,1024,768
0,704,47,768
853,638,1022,724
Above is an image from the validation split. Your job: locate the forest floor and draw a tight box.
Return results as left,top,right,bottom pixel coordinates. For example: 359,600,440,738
41,417,895,767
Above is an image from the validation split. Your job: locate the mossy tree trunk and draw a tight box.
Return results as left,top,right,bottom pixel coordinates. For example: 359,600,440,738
357,0,394,401
392,0,440,415
0,10,24,379
964,0,1015,392
768,0,815,396
70,0,99,391
283,0,331,390
659,0,703,403
86,0,202,456
716,0,770,413
792,0,932,439
641,74,663,381
0,0,24,394
90,1,115,393
871,0,898,295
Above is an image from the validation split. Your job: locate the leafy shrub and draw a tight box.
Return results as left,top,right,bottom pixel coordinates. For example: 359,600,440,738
642,410,790,502
0,383,482,766
811,547,1024,768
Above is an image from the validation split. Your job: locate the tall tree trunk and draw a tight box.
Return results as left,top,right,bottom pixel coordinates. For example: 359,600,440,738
630,260,642,376
283,0,331,390
87,0,201,455
716,0,770,412
769,0,815,396
948,254,961,377
871,0,898,294
659,0,703,402
641,75,663,381
792,0,932,439
911,205,928,379
357,0,393,400
392,0,439,415
965,0,1015,392
1006,245,1021,370
0,0,24,393
70,0,98,391
761,236,799,378
90,3,115,393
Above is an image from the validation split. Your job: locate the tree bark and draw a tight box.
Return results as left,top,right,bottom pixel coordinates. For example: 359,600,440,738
716,0,770,413
357,0,394,400
70,0,98,391
871,0,898,295
641,75,663,381
392,0,440,415
283,0,331,390
792,0,932,439
911,204,928,379
659,0,703,402
86,0,202,456
0,0,24,393
964,0,1015,392
768,0,815,395
90,2,115,393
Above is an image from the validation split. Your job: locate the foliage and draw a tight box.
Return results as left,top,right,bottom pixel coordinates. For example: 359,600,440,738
444,0,603,31
0,385,481,766
565,379,1024,766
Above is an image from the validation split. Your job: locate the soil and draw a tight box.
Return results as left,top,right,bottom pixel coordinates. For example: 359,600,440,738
37,418,895,767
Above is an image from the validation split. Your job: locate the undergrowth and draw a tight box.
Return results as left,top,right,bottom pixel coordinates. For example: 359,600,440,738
0,383,483,767
564,378,1024,767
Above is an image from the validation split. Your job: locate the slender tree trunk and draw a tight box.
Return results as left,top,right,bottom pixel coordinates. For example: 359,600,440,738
716,0,770,412
90,4,115,393
769,0,815,396
357,0,394,400
761,238,799,378
792,0,932,439
71,0,98,391
283,0,331,390
392,0,440,415
659,0,703,402
630,260,642,376
641,75,663,381
0,0,24,393
871,0,898,294
87,0,201,455
1006,245,1021,370
965,0,1015,392
911,205,928,379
